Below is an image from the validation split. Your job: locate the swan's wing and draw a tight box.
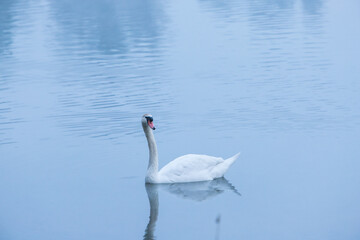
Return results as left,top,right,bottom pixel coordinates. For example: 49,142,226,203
158,154,226,183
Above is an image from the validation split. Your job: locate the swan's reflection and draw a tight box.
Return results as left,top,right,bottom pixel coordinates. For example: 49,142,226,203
143,178,240,240
162,177,241,201
144,183,159,240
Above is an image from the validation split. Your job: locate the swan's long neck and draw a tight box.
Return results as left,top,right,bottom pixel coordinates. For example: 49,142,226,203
144,127,158,182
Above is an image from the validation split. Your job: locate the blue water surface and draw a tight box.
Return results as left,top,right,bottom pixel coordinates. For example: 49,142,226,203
0,0,360,239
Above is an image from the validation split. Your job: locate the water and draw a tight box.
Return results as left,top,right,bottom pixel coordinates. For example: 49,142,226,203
1,0,360,239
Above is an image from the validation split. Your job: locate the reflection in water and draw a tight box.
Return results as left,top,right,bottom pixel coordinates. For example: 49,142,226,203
158,177,240,201
195,0,349,133
0,0,357,145
49,0,167,55
301,0,323,15
143,178,240,240
46,0,173,141
0,0,16,55
0,0,15,145
215,214,221,240
144,184,159,240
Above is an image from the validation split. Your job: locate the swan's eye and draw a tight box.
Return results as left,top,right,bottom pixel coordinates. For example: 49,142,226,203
145,116,155,130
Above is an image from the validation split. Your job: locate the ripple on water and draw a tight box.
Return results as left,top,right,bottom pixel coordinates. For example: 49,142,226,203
0,0,359,145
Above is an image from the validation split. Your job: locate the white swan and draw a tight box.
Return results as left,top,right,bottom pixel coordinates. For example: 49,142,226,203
142,114,240,183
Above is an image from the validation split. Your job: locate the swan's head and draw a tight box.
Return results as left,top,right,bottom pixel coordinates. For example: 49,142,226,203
142,114,156,130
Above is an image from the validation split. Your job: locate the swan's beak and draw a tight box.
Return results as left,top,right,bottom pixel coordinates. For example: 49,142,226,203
148,120,156,130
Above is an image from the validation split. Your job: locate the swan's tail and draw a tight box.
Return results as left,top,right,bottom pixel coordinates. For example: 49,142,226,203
225,152,241,166
212,152,241,179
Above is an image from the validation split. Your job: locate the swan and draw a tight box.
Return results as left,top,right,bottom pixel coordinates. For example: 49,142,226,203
141,114,240,183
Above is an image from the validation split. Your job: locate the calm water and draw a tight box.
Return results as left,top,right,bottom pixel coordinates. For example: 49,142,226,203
1,0,360,239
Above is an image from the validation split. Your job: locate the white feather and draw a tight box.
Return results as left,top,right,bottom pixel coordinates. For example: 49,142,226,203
141,114,240,183
158,153,240,183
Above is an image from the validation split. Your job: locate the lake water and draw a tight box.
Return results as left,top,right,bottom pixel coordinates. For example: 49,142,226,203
1,0,360,239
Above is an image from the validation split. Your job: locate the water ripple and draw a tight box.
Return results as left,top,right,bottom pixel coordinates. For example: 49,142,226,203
0,0,359,145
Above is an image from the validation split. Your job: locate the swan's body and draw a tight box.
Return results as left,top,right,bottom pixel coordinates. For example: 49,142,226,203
142,114,240,183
